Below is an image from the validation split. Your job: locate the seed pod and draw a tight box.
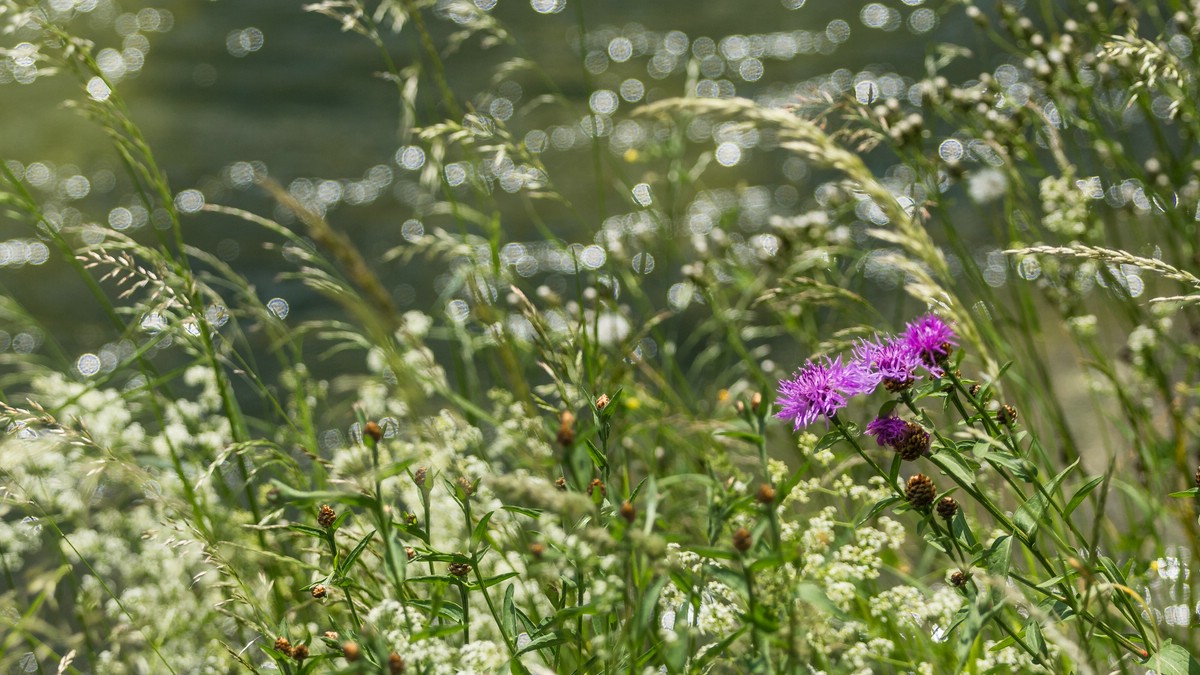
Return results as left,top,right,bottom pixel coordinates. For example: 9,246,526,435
733,526,753,553
619,500,636,523
905,474,936,509
998,404,1018,426
936,496,958,521
364,421,382,443
456,476,475,497
317,504,337,528
557,410,576,446
756,483,776,504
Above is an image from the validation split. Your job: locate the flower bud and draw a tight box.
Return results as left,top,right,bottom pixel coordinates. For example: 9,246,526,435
364,421,382,443
756,483,776,504
619,500,636,523
733,526,753,553
557,410,576,446
317,504,337,528
936,496,958,521
998,404,1018,426
905,474,936,509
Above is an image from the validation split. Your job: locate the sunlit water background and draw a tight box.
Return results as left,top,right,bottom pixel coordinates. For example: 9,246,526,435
1,0,1193,638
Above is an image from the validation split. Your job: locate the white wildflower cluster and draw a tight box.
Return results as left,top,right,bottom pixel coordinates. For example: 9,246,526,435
1065,313,1097,338
695,581,742,635
365,318,447,396
1039,174,1090,237
785,476,823,505
149,366,233,461
846,475,895,502
483,388,554,461
974,639,1052,672
871,583,962,631
968,167,1009,204
28,372,146,449
1127,324,1157,354
1,391,241,672
842,637,895,674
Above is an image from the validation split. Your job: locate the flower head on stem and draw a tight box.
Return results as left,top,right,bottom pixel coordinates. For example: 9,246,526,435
903,313,958,375
775,356,879,430
854,334,923,392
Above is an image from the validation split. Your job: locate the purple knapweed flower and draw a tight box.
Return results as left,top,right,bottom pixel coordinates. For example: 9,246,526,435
903,313,958,375
865,415,908,447
867,414,932,460
854,334,923,392
775,356,879,431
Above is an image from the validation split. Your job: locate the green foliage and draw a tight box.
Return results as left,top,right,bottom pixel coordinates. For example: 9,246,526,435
2,0,1200,673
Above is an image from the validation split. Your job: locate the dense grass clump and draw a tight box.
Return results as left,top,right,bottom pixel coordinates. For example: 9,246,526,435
3,0,1200,672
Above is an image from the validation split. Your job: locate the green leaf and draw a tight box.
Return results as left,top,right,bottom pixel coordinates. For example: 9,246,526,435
690,626,749,669
288,524,326,538
269,480,375,508
888,453,902,485
502,584,517,637
584,440,608,471
794,582,845,620
406,599,463,623
1025,619,1046,659
471,511,495,550
955,589,1005,672
950,509,978,550
713,429,765,445
855,495,902,528
1170,488,1200,498
476,571,519,589
1145,641,1200,675
501,504,542,518
984,534,1012,576
376,459,416,480
412,623,467,640
1066,476,1105,515
636,576,669,635
1014,459,1078,538
985,453,1037,481
517,632,566,655
338,529,376,575
682,545,738,561
934,450,979,489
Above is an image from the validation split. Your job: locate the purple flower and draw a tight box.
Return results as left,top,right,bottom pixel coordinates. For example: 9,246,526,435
903,314,958,375
854,334,922,392
866,415,908,446
775,356,879,430
867,415,932,460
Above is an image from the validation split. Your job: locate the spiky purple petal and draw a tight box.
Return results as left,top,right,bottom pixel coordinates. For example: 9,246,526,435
866,415,908,446
903,314,958,374
775,356,879,431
